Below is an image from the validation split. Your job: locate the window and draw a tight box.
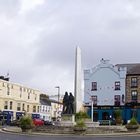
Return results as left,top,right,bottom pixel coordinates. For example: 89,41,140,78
35,94,37,100
7,84,10,95
24,88,26,92
91,95,97,106
33,106,36,112
4,101,8,109
11,85,13,89
114,95,120,106
27,105,29,112
131,91,137,102
91,82,97,91
17,103,21,111
37,106,40,113
122,94,125,103
20,87,22,98
22,104,25,111
28,93,30,99
115,81,120,90
10,101,13,110
131,77,138,88
43,106,45,112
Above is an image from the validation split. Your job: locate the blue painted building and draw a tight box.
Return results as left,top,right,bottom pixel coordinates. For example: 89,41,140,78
84,59,140,124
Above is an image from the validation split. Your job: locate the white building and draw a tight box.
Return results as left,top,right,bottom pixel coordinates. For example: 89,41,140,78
84,59,127,106
40,98,51,121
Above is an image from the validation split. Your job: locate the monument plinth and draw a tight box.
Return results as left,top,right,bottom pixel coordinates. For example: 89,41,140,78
57,114,75,126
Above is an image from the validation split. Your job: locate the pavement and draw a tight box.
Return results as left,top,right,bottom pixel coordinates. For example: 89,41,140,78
1,126,140,136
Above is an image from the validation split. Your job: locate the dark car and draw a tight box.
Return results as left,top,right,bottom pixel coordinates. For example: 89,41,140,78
43,120,54,125
10,120,20,126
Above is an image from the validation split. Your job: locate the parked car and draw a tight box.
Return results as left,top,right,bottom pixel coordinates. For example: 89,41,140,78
10,119,20,127
33,118,44,126
43,120,54,126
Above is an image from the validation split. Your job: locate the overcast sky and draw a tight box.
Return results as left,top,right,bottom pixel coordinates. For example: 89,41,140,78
0,0,140,95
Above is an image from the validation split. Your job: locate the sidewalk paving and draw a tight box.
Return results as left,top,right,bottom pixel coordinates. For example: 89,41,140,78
1,126,140,136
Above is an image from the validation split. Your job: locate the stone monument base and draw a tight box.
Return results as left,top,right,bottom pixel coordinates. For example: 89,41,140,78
56,114,76,127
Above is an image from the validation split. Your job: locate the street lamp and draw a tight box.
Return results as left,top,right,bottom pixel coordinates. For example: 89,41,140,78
55,86,60,120
91,96,94,122
55,86,60,103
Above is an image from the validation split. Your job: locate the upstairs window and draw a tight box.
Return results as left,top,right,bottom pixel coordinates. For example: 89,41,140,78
33,106,36,112
4,101,8,109
20,87,22,98
131,77,138,88
131,91,137,102
10,101,13,110
28,93,30,99
37,106,40,113
91,82,97,91
114,95,120,106
91,95,97,106
7,84,10,95
27,105,29,112
22,104,25,111
17,103,21,111
115,81,120,90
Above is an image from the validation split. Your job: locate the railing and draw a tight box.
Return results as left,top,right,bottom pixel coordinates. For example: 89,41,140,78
98,120,111,125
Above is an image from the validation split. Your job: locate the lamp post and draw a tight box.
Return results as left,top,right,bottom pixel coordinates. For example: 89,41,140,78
55,86,60,103
91,96,94,122
55,86,60,120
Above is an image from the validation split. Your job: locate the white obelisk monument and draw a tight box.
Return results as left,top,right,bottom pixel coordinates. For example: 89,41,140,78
74,47,83,113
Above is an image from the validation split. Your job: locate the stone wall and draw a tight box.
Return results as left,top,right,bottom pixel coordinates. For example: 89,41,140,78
33,125,127,134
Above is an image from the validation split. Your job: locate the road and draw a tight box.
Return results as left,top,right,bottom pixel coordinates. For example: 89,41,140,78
0,132,140,140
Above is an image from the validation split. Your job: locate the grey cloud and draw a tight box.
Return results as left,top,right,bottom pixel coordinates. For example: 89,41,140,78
1,0,140,94
0,0,20,17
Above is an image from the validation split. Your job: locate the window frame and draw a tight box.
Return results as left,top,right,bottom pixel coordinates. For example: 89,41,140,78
91,82,97,91
131,77,138,88
115,81,120,90
114,95,121,106
131,90,138,102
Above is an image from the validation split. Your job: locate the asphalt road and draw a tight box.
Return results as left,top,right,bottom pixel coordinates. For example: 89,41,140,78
0,132,140,140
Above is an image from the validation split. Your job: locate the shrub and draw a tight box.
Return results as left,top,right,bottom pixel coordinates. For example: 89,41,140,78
128,117,138,125
75,119,86,128
114,109,122,119
20,116,34,129
114,109,123,125
75,111,89,121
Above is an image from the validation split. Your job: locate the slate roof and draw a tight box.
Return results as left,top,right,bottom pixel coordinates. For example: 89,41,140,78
116,63,140,75
40,98,51,106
